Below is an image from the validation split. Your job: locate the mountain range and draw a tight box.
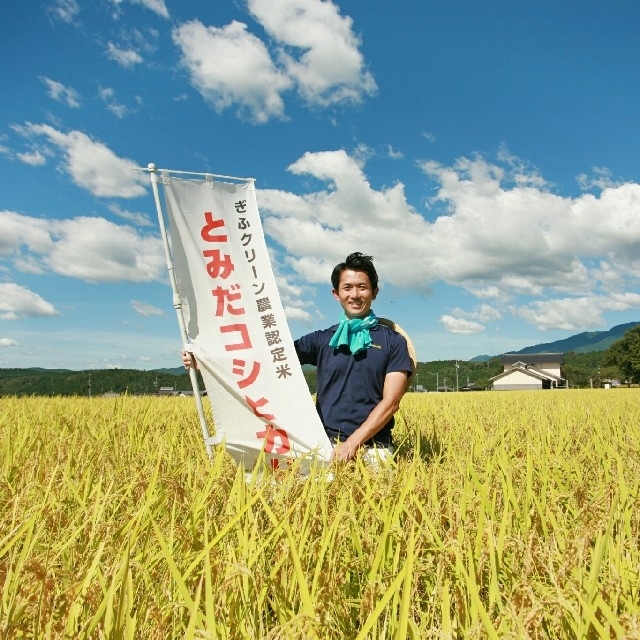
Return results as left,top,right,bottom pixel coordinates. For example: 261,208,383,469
469,321,639,362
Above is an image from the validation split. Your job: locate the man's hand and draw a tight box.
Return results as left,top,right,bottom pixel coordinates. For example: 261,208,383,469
330,439,359,462
181,349,198,370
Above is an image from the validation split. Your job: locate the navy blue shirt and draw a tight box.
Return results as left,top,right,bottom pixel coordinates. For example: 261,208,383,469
294,323,412,446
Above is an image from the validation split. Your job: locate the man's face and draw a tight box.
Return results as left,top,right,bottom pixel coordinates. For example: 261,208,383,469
332,269,378,319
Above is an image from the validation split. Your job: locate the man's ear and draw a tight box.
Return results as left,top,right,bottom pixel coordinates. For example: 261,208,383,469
332,288,340,302
372,287,379,300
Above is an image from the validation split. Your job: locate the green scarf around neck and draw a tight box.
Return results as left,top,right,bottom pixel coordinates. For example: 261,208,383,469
328,311,378,354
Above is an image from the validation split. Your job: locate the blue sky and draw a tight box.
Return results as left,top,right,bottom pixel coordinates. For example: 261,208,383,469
1,0,640,370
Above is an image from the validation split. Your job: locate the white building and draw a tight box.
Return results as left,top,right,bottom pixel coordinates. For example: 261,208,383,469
490,353,566,391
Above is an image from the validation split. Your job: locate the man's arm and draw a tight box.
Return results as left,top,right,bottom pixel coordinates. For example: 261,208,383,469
331,370,408,462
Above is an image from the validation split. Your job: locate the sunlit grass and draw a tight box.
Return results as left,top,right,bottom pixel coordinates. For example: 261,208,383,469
1,391,639,638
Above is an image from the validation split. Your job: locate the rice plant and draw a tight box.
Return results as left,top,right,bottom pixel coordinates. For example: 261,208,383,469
1,390,638,638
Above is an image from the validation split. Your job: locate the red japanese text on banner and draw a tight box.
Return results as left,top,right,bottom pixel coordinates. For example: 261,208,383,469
162,175,332,468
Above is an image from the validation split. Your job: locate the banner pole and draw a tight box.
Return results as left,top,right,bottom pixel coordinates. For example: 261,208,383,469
148,162,213,459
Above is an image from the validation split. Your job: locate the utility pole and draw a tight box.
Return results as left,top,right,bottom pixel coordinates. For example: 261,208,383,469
88,372,92,398
455,360,459,392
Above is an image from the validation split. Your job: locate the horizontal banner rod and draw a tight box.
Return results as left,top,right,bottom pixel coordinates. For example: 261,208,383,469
131,163,254,183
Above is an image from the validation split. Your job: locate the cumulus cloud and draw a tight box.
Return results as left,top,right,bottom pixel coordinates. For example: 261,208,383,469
257,148,640,332
173,0,374,122
440,315,485,334
18,123,146,197
274,270,317,323
0,283,60,320
173,20,291,123
0,338,21,347
130,0,169,18
387,145,403,160
422,131,437,143
106,42,143,67
439,304,502,335
247,0,376,106
99,87,130,118
131,300,165,316
514,293,640,331
576,166,623,192
0,210,165,283
41,77,81,108
47,0,80,24
17,150,46,166
107,203,153,226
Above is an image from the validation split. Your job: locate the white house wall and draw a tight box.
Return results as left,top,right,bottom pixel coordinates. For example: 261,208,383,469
494,383,542,391
492,369,544,391
536,363,561,377
501,370,541,384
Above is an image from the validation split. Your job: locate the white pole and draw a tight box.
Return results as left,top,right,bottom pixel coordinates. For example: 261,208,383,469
148,163,213,458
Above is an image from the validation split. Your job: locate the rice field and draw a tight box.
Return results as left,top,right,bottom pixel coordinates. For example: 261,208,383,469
1,390,639,639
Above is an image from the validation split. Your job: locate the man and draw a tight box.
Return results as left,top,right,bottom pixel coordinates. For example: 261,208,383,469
183,252,412,463
295,252,413,462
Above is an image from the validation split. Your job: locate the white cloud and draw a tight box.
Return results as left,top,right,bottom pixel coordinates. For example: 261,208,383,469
576,166,622,192
108,203,153,226
47,0,80,24
440,315,485,334
257,148,640,332
514,294,640,331
451,304,502,323
106,42,143,67
173,20,291,124
130,0,169,18
131,300,165,316
0,210,165,284
387,145,403,160
17,150,46,166
99,87,130,118
19,123,146,197
172,1,375,122
247,0,376,106
0,338,21,347
474,304,502,322
438,304,501,335
41,77,81,108
0,283,60,320
274,273,316,323
422,131,437,143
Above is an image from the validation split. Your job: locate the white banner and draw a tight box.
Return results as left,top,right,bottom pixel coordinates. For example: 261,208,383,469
161,173,332,468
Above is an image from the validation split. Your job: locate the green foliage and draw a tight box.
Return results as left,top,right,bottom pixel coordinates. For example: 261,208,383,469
1,344,633,396
563,351,621,388
413,358,503,391
0,368,198,397
603,324,640,383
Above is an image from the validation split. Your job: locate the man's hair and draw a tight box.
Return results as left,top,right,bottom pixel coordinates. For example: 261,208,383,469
331,252,379,291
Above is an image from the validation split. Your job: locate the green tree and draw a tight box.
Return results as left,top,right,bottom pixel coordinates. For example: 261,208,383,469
603,325,640,384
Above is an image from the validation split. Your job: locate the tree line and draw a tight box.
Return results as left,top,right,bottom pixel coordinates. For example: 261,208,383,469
1,325,638,396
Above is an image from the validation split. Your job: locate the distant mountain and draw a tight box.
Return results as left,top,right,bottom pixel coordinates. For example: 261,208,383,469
469,322,640,362
470,321,640,361
468,354,494,363
511,322,640,355
153,366,187,375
